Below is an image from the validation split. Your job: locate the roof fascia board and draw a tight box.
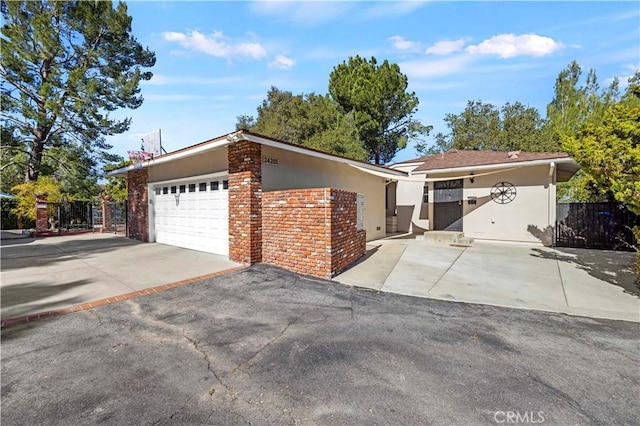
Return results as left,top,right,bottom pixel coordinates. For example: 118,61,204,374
240,132,407,177
390,161,424,168
412,157,576,175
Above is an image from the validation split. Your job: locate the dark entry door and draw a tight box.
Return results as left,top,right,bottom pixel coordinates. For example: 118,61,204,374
433,179,463,231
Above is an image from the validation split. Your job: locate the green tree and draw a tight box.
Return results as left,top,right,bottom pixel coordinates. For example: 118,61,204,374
237,86,368,161
0,124,26,193
501,102,548,151
562,73,640,214
0,0,156,183
305,111,367,160
248,87,309,144
545,61,622,201
329,55,429,164
104,158,129,202
563,72,640,279
11,175,63,224
419,100,547,154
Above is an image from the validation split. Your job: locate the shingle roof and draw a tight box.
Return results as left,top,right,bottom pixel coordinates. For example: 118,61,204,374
401,150,571,172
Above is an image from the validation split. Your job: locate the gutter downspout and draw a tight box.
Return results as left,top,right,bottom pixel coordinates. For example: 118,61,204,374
548,162,556,246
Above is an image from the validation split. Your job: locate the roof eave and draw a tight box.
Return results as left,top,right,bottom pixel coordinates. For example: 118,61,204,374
412,157,577,175
107,130,408,178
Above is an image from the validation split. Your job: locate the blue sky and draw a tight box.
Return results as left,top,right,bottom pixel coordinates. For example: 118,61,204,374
108,1,640,163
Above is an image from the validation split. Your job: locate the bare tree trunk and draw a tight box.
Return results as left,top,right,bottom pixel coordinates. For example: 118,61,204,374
25,130,46,182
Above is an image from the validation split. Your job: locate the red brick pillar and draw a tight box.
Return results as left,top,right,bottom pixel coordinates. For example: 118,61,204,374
127,168,149,242
102,197,114,233
228,141,262,264
35,194,48,234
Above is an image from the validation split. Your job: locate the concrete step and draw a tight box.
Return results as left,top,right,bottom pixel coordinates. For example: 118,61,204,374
421,231,474,246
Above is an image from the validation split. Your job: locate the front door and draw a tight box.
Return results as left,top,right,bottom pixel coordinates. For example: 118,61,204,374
433,179,463,231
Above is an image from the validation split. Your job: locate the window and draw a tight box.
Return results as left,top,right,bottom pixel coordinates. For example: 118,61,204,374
422,184,429,204
171,186,177,194
179,185,186,193
222,180,229,190
211,181,219,191
155,188,161,195
199,182,207,192
188,184,196,193
162,187,168,195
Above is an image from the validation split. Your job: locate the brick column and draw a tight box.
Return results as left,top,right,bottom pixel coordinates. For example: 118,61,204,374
127,168,149,242
228,141,262,264
102,197,114,233
35,194,48,234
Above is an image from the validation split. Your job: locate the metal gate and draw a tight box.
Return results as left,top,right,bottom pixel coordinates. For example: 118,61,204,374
556,202,638,250
46,201,93,231
92,201,128,235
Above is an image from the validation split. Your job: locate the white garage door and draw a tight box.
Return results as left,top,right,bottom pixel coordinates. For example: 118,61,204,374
153,176,229,255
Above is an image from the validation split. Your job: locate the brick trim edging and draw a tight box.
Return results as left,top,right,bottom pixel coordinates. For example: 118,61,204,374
0,265,248,329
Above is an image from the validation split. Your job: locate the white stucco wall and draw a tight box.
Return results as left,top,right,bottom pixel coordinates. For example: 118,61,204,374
393,164,429,233
432,165,555,243
261,145,387,241
392,163,557,243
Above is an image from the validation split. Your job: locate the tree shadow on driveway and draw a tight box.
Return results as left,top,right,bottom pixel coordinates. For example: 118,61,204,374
530,247,639,297
0,235,139,272
1,279,91,325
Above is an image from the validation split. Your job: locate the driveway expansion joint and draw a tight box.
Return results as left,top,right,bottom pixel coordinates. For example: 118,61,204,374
553,247,570,307
426,245,469,295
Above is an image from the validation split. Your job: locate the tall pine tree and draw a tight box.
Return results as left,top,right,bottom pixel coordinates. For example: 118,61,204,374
0,1,155,183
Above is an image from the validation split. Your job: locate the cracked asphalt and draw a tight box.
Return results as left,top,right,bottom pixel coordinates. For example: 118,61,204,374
2,265,639,425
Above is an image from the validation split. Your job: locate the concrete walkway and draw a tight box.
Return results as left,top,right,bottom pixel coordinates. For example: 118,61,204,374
1,233,240,320
334,238,640,322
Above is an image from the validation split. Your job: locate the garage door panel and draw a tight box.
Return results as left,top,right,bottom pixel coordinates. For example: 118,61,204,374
153,176,228,256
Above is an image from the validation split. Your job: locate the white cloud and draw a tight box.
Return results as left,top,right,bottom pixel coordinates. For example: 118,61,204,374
400,55,473,79
425,39,467,55
162,30,267,59
388,35,420,51
465,34,562,58
269,54,296,70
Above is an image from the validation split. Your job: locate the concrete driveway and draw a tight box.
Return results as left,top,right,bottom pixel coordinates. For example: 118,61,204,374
0,233,240,321
334,238,640,322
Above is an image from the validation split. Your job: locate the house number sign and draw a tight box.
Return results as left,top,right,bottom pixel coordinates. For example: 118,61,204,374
263,156,278,165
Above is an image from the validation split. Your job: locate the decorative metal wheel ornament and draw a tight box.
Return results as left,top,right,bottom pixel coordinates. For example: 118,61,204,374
490,182,517,204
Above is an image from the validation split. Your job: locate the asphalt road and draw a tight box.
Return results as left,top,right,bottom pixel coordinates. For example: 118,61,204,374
2,265,638,425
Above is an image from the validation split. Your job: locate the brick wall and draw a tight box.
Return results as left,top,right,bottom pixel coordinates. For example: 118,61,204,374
127,168,149,242
262,188,365,279
228,141,262,264
330,189,367,275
